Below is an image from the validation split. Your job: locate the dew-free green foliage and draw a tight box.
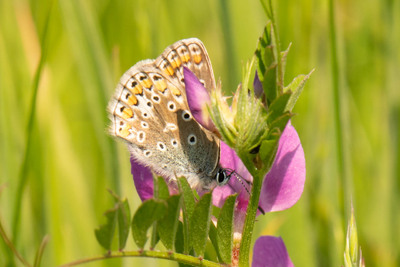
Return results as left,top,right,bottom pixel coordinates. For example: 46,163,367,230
131,199,167,249
215,194,237,263
91,183,239,266
155,176,170,200
157,195,181,251
94,191,131,251
190,193,212,257
178,177,196,255
0,0,399,266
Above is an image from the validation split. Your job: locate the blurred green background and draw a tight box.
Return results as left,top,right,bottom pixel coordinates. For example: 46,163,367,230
0,0,399,266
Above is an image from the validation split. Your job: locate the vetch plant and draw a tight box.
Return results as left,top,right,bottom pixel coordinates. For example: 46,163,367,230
92,2,309,267
71,1,310,266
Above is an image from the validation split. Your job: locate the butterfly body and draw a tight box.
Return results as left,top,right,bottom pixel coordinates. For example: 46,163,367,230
108,38,225,190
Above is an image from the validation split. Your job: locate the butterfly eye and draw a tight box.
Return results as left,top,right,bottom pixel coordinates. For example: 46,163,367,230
215,169,230,186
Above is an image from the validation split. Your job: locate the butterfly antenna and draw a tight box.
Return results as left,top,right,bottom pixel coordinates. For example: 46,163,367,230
225,168,265,215
227,169,251,196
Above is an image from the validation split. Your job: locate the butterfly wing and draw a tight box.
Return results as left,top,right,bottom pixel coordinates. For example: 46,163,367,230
108,38,220,190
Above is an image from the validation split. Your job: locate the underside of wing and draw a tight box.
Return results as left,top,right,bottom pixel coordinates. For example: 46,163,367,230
107,39,220,189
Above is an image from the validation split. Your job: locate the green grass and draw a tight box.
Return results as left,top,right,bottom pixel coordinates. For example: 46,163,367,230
0,0,399,266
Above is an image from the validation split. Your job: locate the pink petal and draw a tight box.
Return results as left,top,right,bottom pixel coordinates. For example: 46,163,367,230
214,122,305,214
259,122,306,213
212,141,252,209
183,67,217,133
130,157,154,201
130,157,190,201
252,236,294,267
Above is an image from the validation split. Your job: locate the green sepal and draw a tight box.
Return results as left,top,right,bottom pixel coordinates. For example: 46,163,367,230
190,192,212,257
209,93,238,147
280,43,292,83
259,139,279,172
268,112,293,138
158,195,182,250
284,70,313,112
216,194,237,263
131,199,167,249
255,23,279,104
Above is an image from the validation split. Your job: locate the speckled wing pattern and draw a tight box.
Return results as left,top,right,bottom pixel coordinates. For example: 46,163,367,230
108,38,220,190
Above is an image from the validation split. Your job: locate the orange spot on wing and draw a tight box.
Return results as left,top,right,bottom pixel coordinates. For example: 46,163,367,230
122,106,134,119
193,54,202,64
140,77,152,89
119,124,131,138
126,94,138,106
169,84,181,96
154,79,167,93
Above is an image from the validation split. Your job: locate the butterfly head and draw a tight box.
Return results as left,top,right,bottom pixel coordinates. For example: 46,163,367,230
214,168,231,186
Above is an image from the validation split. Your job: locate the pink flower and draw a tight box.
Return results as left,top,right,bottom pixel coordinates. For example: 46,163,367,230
182,67,305,213
252,236,294,267
130,68,305,266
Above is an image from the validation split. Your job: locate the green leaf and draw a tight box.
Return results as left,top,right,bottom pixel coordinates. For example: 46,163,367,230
155,176,170,200
190,192,212,257
208,223,222,262
95,206,118,251
178,177,196,254
150,223,161,250
117,198,131,250
95,191,132,251
284,70,313,112
149,176,169,248
175,222,193,267
217,194,237,263
175,221,185,253
158,195,182,250
131,199,167,249
267,92,292,124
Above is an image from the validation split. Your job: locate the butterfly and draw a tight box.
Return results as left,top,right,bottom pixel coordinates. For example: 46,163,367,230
108,38,230,191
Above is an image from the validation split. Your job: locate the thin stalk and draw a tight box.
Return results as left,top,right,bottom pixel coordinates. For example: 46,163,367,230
218,0,238,91
33,235,50,267
328,0,348,224
59,250,221,267
11,1,53,243
238,171,263,266
0,216,31,267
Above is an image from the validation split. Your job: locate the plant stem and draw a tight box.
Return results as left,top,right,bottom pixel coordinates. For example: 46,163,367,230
268,0,284,92
238,171,263,266
328,0,350,225
59,250,221,267
218,0,239,91
12,1,53,244
0,216,31,267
